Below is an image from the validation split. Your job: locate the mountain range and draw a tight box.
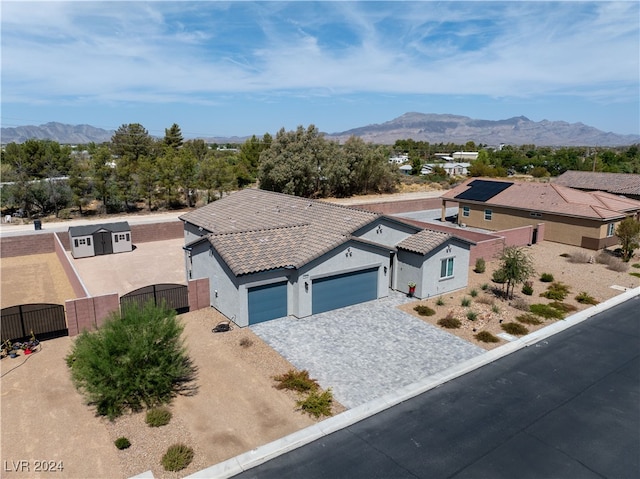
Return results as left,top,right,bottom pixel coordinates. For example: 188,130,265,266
2,113,638,146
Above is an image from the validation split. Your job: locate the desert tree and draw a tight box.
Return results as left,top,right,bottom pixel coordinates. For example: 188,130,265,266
495,246,535,299
616,217,640,262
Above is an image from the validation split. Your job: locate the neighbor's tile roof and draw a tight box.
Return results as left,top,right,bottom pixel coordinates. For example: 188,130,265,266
555,171,640,197
443,178,640,221
397,229,451,255
180,189,380,275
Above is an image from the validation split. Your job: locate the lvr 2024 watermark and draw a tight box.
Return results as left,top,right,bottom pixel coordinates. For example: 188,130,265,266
3,460,64,472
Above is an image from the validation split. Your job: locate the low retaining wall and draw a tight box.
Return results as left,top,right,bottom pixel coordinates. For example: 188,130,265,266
0,233,55,258
66,294,120,336
54,232,89,298
351,197,446,215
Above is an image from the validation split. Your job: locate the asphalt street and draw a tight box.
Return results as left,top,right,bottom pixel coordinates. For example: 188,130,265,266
232,296,640,479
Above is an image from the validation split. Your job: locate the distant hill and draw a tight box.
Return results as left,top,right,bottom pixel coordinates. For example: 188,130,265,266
2,114,638,146
327,112,640,147
1,122,115,144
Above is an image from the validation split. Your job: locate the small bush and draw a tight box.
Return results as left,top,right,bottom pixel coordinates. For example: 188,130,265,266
58,208,72,220
469,289,478,298
297,389,333,418
146,407,172,427
239,337,254,348
530,304,564,319
461,297,471,307
501,322,529,336
161,443,194,472
511,298,530,311
475,295,495,305
596,251,614,265
630,272,640,278
414,305,436,316
516,314,543,325
548,301,577,313
607,258,629,272
466,311,478,321
521,281,534,296
539,273,554,282
541,282,570,300
274,369,319,393
437,315,461,329
114,437,131,450
480,283,490,291
632,263,640,269
491,305,500,314
475,331,500,343
575,292,599,305
492,268,507,284
435,297,445,306
474,258,486,273
567,251,591,264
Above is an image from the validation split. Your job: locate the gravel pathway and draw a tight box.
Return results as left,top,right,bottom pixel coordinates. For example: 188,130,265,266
251,291,484,409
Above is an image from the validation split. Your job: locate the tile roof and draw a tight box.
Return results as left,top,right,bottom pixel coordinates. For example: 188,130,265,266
180,189,381,275
555,171,640,196
442,178,640,220
397,229,451,255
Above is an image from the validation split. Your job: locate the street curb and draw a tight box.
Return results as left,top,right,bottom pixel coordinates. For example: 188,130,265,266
177,287,638,479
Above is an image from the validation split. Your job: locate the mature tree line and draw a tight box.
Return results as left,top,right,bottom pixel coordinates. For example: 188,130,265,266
2,122,638,218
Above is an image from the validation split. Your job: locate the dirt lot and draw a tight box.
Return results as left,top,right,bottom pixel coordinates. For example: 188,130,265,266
400,241,639,350
1,253,76,308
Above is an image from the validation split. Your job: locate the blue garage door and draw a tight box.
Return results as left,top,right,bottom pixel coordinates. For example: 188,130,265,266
312,268,378,315
248,281,288,325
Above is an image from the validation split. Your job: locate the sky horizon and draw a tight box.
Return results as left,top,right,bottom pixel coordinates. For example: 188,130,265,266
2,1,639,140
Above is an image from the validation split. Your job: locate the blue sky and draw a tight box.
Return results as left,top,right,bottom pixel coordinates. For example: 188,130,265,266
2,1,639,139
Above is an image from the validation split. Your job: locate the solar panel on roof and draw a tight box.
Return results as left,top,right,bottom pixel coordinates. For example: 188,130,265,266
455,180,513,202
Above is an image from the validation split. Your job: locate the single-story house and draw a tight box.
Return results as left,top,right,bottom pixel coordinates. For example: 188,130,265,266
554,171,640,200
452,152,478,161
389,154,409,164
399,164,413,175
421,162,471,177
180,189,474,327
69,221,132,258
441,178,640,250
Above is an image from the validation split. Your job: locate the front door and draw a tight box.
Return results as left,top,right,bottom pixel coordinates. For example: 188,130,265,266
93,231,113,255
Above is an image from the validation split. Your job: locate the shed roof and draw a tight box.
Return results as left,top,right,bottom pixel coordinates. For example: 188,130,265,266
69,221,131,237
442,178,640,221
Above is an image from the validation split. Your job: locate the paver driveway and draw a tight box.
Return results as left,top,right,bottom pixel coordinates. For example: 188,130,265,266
251,291,484,408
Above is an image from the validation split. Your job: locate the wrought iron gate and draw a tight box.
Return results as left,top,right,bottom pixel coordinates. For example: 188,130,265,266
120,284,189,314
1,303,67,342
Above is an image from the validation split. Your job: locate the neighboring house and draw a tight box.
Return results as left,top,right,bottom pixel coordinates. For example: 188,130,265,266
421,162,471,177
69,221,132,258
399,164,413,175
389,154,409,164
441,178,640,250
452,152,478,161
180,189,473,327
554,171,640,200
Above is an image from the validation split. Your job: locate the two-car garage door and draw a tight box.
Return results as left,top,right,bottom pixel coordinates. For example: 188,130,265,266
312,267,378,315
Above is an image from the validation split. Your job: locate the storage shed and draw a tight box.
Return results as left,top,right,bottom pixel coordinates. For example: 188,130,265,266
69,221,133,258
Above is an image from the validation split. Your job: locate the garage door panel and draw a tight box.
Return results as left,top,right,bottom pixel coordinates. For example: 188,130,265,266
312,268,378,315
248,281,287,325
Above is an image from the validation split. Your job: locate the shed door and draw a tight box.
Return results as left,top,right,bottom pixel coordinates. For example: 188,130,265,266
248,281,288,325
93,231,113,255
312,267,378,315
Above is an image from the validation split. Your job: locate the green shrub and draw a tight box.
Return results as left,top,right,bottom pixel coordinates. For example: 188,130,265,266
540,273,554,282
414,305,436,316
435,297,445,306
630,272,640,278
632,263,640,269
530,303,564,319
491,305,500,314
521,281,534,296
575,292,599,305
501,322,529,336
469,289,478,298
461,297,471,307
548,301,577,313
114,437,131,450
437,315,461,329
145,407,172,427
516,314,543,325
273,369,319,393
480,283,490,291
475,331,500,343
541,282,570,300
297,389,333,418
466,311,478,321
474,258,486,273
65,302,196,420
58,208,72,220
161,443,194,472
492,268,507,284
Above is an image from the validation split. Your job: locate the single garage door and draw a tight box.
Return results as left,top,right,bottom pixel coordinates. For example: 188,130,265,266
248,281,288,325
312,267,378,315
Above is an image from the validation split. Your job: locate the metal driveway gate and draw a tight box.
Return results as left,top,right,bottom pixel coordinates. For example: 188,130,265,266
1,303,68,342
120,284,189,314
312,268,378,315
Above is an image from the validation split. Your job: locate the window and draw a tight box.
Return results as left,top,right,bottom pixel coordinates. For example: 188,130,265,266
484,209,492,221
462,206,470,217
440,257,454,279
607,223,615,237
